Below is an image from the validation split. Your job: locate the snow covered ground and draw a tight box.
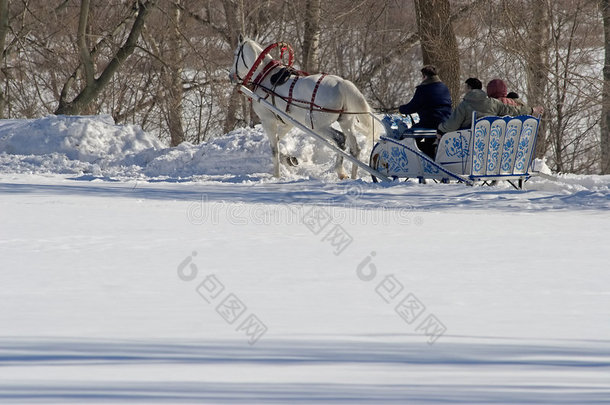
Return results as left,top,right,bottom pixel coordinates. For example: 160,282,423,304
1,115,609,404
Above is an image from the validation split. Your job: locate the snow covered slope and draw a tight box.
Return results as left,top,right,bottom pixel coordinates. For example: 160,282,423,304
0,114,355,181
1,115,609,404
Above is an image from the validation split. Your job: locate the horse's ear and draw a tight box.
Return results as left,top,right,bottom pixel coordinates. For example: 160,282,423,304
238,33,244,43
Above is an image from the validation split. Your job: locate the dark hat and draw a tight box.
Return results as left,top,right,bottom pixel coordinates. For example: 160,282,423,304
421,65,438,77
465,78,482,90
507,91,519,99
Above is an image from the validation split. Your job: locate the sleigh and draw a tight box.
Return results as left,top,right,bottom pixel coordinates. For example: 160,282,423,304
369,113,541,189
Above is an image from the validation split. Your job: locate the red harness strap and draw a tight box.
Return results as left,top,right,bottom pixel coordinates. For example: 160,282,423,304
285,77,299,113
309,73,327,129
252,60,281,89
242,42,294,87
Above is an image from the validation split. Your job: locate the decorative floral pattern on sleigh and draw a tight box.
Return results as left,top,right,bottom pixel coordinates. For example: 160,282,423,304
370,113,540,187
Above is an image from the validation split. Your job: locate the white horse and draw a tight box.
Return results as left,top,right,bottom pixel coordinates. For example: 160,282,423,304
229,36,379,179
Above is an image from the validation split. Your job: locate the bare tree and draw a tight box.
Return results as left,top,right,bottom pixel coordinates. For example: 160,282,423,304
0,0,6,58
350,0,486,104
221,0,245,133
414,0,461,104
601,0,610,174
220,0,244,45
302,0,321,72
481,0,550,157
0,0,605,174
165,0,185,146
0,0,7,117
463,0,600,173
55,0,157,115
526,0,550,158
544,1,600,173
0,2,69,118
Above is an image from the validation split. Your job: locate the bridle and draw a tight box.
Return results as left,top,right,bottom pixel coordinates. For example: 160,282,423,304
232,42,248,83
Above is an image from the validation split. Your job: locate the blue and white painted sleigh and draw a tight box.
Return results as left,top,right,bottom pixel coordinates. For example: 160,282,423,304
369,113,541,188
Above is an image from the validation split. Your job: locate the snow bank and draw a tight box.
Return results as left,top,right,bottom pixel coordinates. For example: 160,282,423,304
140,128,273,178
1,114,610,197
0,114,347,181
0,115,162,163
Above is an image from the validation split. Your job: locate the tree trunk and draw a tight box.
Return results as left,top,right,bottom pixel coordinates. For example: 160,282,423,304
528,0,550,159
221,0,244,46
413,0,461,106
0,0,6,58
601,0,610,174
55,0,156,115
0,0,9,118
77,0,94,85
167,0,184,146
302,0,321,73
222,0,245,132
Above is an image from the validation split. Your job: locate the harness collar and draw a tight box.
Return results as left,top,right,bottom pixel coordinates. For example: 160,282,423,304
240,41,295,87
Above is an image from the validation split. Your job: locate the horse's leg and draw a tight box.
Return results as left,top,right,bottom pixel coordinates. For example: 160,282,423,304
320,127,349,179
347,133,361,179
260,119,281,177
333,129,350,180
277,122,297,167
338,120,362,179
261,118,292,177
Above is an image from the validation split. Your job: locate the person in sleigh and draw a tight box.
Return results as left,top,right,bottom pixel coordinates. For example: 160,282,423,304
398,65,453,158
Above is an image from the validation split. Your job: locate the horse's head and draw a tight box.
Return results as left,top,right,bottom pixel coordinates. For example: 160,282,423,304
229,35,263,84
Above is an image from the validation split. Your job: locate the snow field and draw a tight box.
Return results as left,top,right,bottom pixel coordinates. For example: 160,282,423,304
1,115,609,403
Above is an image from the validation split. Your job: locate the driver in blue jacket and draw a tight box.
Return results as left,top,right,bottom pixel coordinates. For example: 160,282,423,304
399,65,452,158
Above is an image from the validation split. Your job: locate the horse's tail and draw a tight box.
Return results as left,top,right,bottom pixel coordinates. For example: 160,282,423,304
341,80,384,144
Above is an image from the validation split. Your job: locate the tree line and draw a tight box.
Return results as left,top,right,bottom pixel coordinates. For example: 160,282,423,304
0,0,608,174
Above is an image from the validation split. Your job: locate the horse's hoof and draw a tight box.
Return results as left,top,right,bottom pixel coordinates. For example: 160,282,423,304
280,155,298,167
